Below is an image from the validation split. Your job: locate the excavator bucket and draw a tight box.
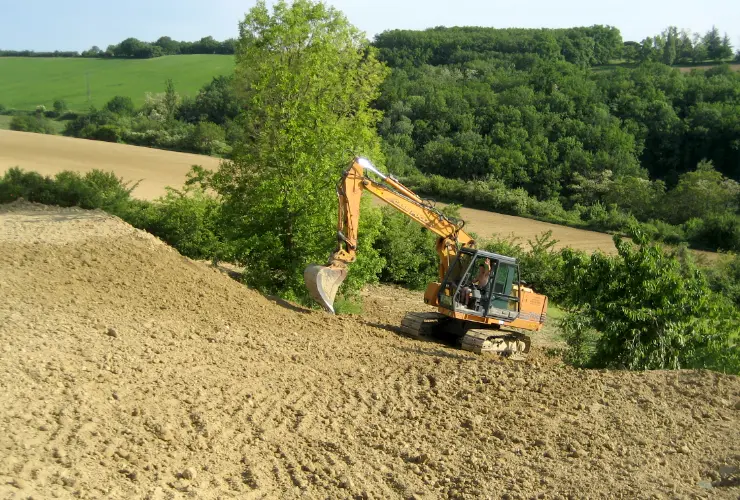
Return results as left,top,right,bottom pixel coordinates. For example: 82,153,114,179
304,264,348,314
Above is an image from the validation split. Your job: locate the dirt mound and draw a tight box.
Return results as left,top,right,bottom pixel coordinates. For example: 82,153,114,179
1,202,738,499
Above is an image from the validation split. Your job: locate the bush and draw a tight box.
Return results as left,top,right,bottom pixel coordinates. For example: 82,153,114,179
133,186,227,260
374,206,439,289
53,99,68,114
0,103,6,114
88,125,122,143
558,230,740,372
0,168,137,210
688,212,740,251
9,114,56,134
186,121,229,155
106,96,135,115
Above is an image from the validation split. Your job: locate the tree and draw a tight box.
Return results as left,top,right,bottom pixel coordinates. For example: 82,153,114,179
719,34,734,60
105,96,135,115
163,79,179,122
663,160,740,224
177,75,241,125
560,230,740,372
675,30,695,63
209,0,389,300
53,99,68,114
704,26,724,60
187,121,226,155
661,27,677,65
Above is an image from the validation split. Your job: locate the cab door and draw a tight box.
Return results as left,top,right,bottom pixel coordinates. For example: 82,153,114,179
485,262,520,320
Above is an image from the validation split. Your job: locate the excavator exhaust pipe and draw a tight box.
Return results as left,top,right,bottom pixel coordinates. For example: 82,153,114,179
304,264,348,314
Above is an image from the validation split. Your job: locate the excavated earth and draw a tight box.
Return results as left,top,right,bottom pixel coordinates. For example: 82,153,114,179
0,201,738,500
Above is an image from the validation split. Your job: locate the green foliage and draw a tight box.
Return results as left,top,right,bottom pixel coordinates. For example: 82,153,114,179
558,314,599,367
558,230,740,372
52,99,68,114
133,186,227,260
177,75,241,125
187,121,229,156
706,254,740,308
9,114,56,134
209,0,389,301
374,206,438,289
105,96,135,115
0,168,137,209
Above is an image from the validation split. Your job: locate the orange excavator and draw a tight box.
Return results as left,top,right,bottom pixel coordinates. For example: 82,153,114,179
304,157,548,355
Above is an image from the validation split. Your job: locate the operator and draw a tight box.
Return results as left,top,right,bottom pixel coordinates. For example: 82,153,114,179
460,258,492,308
472,258,492,289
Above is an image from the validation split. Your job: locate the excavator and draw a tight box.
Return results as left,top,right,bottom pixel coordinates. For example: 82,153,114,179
304,157,548,356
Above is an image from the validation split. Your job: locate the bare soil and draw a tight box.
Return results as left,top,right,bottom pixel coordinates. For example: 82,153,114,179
1,202,738,499
0,130,221,200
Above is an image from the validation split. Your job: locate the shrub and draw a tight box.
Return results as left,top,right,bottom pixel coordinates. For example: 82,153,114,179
0,103,6,114
134,186,227,260
88,125,121,143
105,96,135,115
186,121,228,155
9,115,56,134
559,230,740,372
374,206,439,289
53,99,68,114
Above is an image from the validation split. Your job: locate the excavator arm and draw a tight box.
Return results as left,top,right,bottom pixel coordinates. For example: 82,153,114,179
305,157,476,313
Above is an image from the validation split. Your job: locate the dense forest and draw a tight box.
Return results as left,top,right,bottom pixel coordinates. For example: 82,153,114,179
372,26,740,251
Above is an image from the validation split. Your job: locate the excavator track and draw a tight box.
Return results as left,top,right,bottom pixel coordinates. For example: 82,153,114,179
460,329,531,358
399,312,447,339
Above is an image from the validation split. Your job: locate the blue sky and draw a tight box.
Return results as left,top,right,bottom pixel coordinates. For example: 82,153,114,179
2,0,738,52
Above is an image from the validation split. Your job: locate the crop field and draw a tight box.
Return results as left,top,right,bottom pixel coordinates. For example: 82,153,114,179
0,55,234,111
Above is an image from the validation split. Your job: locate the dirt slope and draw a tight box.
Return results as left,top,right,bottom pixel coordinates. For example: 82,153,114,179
0,202,738,499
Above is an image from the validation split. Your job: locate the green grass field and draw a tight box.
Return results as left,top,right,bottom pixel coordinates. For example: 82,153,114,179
0,55,235,111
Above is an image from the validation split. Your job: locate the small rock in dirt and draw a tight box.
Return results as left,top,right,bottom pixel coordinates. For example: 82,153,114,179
339,476,354,489
181,467,197,480
697,480,713,490
106,327,118,338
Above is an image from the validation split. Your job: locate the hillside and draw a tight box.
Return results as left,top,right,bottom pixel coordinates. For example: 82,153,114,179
0,55,234,111
0,201,738,498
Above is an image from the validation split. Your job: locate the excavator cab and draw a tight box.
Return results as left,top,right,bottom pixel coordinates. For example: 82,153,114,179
437,249,522,322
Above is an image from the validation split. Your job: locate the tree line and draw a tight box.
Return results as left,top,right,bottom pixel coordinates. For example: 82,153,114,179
624,26,738,65
0,36,236,59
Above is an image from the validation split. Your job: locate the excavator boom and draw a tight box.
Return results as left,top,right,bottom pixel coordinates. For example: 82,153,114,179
305,157,475,313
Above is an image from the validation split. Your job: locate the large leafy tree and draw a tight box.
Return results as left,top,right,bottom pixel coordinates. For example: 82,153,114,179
211,0,389,299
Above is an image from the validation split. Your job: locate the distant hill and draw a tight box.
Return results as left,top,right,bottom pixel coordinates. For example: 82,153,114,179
0,55,235,111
